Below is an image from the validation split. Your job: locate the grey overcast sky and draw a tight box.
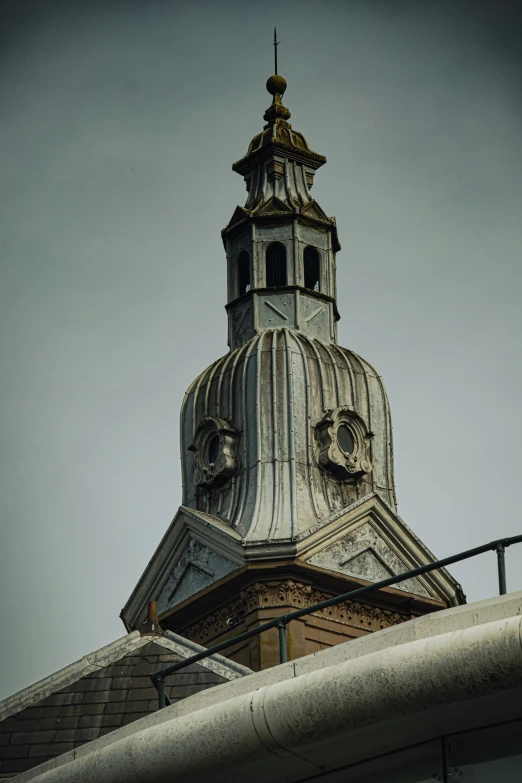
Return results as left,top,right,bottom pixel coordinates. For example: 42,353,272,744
1,0,521,700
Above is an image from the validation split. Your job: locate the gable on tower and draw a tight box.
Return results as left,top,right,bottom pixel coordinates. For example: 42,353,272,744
254,196,295,216
223,205,251,232
298,493,460,603
299,199,332,224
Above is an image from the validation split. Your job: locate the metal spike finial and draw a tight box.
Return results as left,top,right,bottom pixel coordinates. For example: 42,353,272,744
273,27,280,75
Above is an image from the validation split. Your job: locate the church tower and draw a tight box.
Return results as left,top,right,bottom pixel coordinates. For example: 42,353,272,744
121,70,464,670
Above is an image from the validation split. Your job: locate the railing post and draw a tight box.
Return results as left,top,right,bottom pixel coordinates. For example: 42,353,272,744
440,736,449,783
496,543,507,595
277,619,288,664
157,674,166,710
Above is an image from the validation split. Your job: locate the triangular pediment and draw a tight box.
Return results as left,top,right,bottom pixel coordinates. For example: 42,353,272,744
341,547,395,579
255,196,294,215
121,506,244,630
299,493,463,604
225,205,251,230
299,199,332,224
156,536,237,614
307,526,430,598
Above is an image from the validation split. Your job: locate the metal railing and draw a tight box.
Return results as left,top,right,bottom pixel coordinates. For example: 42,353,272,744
150,534,522,709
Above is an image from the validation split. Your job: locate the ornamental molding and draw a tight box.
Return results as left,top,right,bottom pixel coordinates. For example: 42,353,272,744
190,416,240,488
183,579,410,646
316,405,373,481
266,160,285,182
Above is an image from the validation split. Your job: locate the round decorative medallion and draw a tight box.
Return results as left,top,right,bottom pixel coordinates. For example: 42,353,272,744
316,406,373,481
190,417,239,488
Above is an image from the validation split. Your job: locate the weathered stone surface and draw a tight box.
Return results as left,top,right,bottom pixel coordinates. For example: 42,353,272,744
307,519,430,597
156,537,237,615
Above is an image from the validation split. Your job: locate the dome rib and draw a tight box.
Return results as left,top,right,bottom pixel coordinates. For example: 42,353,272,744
233,333,262,531
268,329,281,539
291,331,322,522
216,346,234,419
330,344,357,410
284,328,298,538
249,331,271,537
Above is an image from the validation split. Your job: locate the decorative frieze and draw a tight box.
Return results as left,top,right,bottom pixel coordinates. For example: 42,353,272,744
182,579,410,646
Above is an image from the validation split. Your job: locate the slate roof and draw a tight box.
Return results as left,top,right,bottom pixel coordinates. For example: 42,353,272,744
0,630,251,779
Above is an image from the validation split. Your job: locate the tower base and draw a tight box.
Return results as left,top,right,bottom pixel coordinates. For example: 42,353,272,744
153,562,447,671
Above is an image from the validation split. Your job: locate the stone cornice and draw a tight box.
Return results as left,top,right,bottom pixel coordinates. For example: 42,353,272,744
232,140,326,177
221,208,341,252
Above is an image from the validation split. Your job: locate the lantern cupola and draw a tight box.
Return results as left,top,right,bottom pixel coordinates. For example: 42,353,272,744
223,74,340,349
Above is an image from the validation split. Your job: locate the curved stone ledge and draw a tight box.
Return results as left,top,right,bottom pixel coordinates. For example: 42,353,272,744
17,614,522,783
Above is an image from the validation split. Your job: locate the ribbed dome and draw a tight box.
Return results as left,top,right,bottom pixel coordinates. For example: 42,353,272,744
181,329,396,543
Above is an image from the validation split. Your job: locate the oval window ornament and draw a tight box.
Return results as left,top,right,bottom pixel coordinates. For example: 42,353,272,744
208,434,220,466
337,424,355,455
191,416,239,488
316,406,372,481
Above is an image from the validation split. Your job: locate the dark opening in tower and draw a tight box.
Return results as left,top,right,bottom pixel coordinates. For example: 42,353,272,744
266,242,287,287
237,250,251,295
304,246,320,292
